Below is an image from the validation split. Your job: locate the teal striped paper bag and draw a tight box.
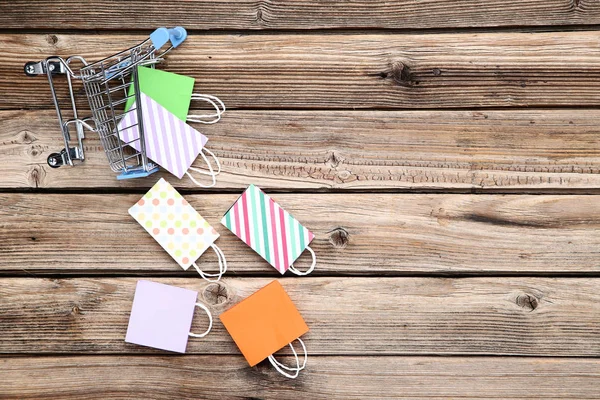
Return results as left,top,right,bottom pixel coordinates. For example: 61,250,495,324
221,185,316,275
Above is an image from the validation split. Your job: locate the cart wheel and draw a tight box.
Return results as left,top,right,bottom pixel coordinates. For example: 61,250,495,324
47,153,63,168
24,62,40,77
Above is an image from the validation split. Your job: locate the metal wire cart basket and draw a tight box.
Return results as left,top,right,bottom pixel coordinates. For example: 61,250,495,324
24,27,187,180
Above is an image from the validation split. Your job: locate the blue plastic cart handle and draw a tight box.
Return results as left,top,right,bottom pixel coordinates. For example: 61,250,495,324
150,27,187,49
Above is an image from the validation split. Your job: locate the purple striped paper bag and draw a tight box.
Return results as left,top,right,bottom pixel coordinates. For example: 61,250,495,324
117,92,207,179
221,185,315,274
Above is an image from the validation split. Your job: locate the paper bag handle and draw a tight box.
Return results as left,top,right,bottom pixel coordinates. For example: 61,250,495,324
185,148,221,188
289,246,316,276
187,94,226,124
188,302,213,338
268,338,307,379
192,244,227,282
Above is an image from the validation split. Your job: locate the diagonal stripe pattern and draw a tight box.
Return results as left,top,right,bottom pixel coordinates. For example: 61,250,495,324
221,185,314,274
118,92,208,179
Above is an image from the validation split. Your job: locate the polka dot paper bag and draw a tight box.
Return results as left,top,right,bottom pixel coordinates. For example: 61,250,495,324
129,178,227,281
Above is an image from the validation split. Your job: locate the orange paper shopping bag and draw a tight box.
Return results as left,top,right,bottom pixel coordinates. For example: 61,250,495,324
220,280,309,378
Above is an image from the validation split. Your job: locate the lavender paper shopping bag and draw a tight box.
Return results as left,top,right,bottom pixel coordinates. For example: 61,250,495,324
125,280,212,353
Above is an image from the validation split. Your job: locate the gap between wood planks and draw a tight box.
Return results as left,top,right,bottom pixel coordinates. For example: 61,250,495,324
6,24,600,36
2,188,600,195
6,272,600,279
3,353,600,359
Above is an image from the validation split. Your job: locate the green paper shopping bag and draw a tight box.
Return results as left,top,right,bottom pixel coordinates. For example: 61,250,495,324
125,66,194,121
122,66,226,187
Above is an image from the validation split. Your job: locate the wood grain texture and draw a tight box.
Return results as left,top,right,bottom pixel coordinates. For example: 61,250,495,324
2,2,599,397
2,193,600,275
1,0,600,30
1,355,599,399
1,277,599,356
2,109,600,190
7,32,600,110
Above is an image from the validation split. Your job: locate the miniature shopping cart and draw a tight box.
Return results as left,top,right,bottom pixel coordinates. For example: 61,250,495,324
24,27,187,179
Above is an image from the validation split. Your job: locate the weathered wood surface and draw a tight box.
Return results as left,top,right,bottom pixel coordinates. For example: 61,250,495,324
3,2,600,398
1,355,599,400
1,277,599,356
2,193,600,275
2,1,600,31
2,109,600,190
6,32,600,110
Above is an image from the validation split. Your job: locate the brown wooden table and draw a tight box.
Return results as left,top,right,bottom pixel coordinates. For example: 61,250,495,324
1,2,599,398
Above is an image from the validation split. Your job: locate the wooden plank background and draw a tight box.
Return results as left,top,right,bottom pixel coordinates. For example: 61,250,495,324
5,32,600,110
2,193,600,275
2,277,599,355
1,1,599,398
2,110,600,190
2,1,600,30
3,356,599,399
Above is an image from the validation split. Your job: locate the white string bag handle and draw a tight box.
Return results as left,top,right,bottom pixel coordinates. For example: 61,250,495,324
192,244,227,282
288,246,316,276
268,338,307,379
188,302,213,338
187,94,226,124
185,148,221,188
184,94,225,187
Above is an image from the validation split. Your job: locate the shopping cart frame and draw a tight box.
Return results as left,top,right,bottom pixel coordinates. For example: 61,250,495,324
24,27,187,180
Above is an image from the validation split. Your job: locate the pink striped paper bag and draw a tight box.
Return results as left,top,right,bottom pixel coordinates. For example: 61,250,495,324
117,92,207,179
221,185,314,274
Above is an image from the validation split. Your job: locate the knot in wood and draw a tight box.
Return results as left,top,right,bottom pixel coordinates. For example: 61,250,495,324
256,7,264,23
27,165,45,188
46,34,58,45
328,227,349,249
391,61,414,87
255,0,269,25
337,170,352,181
516,293,539,311
28,145,43,157
203,282,229,305
326,151,343,168
18,130,37,144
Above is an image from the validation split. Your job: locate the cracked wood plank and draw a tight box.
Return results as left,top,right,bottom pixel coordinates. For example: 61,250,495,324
5,32,600,110
1,355,599,399
1,193,599,275
0,0,599,30
1,109,599,190
0,277,599,356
